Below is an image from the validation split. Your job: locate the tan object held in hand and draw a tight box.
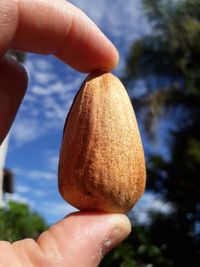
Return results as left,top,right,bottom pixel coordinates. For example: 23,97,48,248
58,72,146,213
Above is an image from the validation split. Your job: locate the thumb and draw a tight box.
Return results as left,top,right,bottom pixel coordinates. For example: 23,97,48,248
6,212,131,267
37,212,131,267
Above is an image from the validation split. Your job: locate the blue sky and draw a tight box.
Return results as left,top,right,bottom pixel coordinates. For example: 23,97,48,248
5,0,171,224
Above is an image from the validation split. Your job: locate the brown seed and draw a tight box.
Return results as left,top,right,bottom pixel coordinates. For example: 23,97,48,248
58,72,146,213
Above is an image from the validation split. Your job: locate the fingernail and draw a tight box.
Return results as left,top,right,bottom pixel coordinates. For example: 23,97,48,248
101,215,132,257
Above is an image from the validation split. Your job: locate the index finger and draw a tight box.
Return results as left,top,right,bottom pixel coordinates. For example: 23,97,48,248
0,0,119,72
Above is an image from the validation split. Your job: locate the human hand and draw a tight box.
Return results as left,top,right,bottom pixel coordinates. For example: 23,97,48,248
0,0,131,266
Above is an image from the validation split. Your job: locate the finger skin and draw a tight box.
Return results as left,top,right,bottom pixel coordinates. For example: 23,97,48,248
0,57,27,143
0,0,119,72
0,213,131,267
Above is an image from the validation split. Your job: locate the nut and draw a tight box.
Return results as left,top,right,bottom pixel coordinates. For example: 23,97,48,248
58,72,146,213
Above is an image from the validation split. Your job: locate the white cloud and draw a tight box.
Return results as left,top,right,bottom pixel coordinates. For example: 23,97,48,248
132,192,173,224
11,119,44,145
48,81,66,94
16,184,31,193
13,167,56,181
11,102,67,146
31,81,70,96
11,64,81,146
34,71,57,85
28,170,56,180
5,193,30,205
31,85,51,96
34,57,53,71
43,96,68,120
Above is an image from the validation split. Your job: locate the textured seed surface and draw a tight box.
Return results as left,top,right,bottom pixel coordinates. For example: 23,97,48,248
58,72,146,213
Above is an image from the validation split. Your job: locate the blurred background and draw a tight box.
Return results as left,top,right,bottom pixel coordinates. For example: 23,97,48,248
0,0,200,266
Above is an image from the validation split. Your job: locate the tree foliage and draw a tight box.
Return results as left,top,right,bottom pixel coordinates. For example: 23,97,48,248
102,0,200,266
0,201,47,242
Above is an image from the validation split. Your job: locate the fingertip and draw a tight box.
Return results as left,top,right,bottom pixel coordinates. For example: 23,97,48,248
109,43,120,70
54,1,119,73
100,214,132,255
37,212,132,267
62,212,132,256
55,33,119,73
108,213,132,236
102,43,119,72
95,34,119,72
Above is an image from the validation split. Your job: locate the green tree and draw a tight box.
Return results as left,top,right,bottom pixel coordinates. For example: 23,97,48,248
0,201,47,242
102,0,200,266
